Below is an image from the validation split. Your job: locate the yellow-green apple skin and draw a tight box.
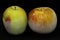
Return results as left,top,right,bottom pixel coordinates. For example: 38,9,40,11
3,6,27,35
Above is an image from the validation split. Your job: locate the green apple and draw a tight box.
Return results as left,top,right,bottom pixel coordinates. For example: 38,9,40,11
3,6,27,35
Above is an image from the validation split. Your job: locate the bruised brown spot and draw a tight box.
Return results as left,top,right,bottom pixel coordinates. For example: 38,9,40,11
4,16,11,33
5,16,11,22
28,9,34,20
28,9,38,23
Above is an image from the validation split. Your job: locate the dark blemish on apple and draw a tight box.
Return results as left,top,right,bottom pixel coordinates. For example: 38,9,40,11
4,16,11,32
5,16,11,22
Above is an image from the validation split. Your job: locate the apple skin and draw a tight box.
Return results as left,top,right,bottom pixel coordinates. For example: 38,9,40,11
28,7,57,34
3,6,27,35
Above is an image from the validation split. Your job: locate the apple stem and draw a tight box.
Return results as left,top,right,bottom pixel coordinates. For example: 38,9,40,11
15,6,16,10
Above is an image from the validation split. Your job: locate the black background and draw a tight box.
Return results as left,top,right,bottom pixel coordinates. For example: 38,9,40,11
0,0,60,40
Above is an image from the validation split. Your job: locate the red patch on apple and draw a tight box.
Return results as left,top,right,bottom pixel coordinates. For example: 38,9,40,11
5,16,11,23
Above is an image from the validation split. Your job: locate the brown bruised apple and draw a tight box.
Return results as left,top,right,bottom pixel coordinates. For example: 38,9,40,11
28,7,57,34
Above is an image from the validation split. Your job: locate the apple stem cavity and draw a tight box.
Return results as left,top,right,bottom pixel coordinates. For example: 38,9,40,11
15,6,16,10
12,6,17,10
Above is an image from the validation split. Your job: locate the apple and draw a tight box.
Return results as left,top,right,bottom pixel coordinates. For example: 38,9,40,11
28,7,57,34
3,6,27,35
